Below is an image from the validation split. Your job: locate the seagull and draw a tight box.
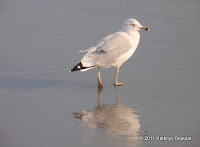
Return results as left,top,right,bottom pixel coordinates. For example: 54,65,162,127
70,18,149,87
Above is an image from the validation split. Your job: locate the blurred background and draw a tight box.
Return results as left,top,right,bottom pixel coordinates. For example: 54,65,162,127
0,0,200,146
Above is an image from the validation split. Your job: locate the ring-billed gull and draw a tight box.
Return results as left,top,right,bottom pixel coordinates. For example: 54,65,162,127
71,18,149,87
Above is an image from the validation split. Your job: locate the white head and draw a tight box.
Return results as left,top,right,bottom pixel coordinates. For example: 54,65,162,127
121,18,149,33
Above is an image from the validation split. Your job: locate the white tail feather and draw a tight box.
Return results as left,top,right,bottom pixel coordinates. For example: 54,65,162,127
78,47,96,53
78,50,88,53
78,48,91,53
80,66,96,72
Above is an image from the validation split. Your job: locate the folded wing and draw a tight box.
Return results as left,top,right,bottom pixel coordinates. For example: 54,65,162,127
96,32,132,53
80,31,133,70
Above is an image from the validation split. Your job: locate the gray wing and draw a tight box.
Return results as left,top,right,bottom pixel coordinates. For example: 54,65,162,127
81,31,132,68
96,32,132,53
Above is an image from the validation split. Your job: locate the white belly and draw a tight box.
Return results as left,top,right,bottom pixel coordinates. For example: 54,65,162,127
112,46,136,67
112,32,140,67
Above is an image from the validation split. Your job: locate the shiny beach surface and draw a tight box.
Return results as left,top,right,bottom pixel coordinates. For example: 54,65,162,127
0,0,200,146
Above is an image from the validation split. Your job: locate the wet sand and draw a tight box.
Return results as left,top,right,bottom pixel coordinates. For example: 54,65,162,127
0,0,200,146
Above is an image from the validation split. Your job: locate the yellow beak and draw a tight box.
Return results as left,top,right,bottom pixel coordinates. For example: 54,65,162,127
141,26,149,31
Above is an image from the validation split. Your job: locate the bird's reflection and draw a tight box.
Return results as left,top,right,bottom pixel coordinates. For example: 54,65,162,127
73,86,141,142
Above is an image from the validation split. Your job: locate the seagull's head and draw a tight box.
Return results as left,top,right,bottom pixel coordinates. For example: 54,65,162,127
121,18,149,33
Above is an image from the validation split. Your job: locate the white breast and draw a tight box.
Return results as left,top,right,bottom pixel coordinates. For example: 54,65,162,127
112,32,140,67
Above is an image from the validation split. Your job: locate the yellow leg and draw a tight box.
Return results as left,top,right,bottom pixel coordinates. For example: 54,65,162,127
98,67,104,87
114,67,126,86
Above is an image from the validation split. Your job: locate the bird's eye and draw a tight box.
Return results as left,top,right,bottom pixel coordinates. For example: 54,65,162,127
132,24,135,26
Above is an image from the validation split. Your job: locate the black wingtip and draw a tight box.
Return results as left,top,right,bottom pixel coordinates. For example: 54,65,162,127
71,62,84,72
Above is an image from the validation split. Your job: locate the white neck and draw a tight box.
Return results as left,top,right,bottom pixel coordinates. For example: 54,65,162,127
122,27,140,48
121,25,139,37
